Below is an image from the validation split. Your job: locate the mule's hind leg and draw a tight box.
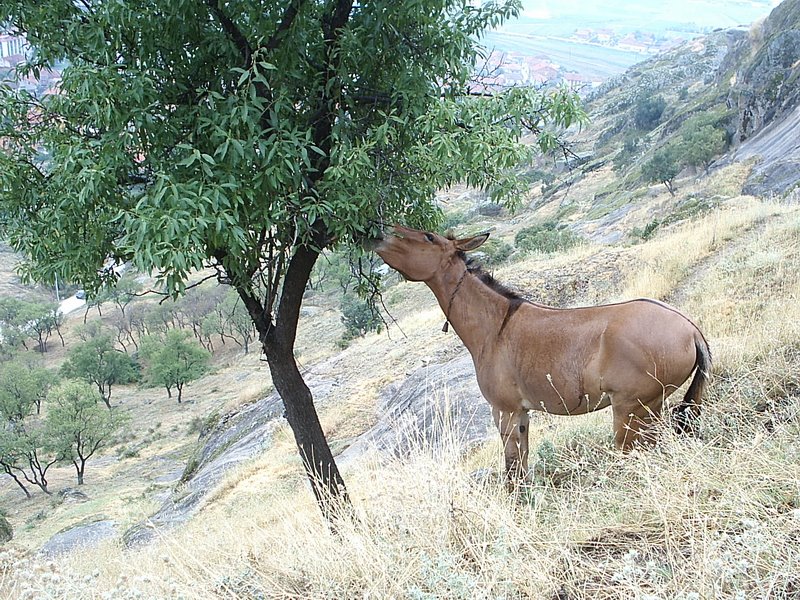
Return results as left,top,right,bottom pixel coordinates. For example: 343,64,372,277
492,407,530,486
611,396,664,452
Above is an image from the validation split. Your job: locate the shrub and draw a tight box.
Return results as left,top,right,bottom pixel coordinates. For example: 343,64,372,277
514,222,582,255
477,239,514,266
340,294,383,345
633,95,667,130
441,210,472,232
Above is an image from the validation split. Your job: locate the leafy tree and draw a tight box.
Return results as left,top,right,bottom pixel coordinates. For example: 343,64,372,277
108,274,142,317
0,359,53,418
633,95,667,130
45,380,122,485
642,146,681,195
60,334,138,408
176,286,225,351
0,1,584,515
0,426,58,496
679,122,727,174
515,222,581,254
0,426,32,498
339,293,382,345
140,330,211,403
0,298,30,357
143,302,178,335
17,301,61,353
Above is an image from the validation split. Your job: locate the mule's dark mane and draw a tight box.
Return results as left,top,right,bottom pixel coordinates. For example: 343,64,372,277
454,249,528,304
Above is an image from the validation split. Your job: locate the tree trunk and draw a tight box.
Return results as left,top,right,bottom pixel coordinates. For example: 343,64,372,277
235,234,350,521
176,383,183,404
2,464,31,499
264,337,348,518
74,459,85,485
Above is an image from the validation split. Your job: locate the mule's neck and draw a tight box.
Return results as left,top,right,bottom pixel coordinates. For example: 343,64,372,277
426,261,512,354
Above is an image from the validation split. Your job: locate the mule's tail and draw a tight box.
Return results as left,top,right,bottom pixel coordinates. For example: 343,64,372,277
673,334,712,434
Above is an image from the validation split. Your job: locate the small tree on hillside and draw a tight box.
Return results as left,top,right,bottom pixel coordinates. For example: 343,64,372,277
140,330,210,403
643,147,681,196
60,334,138,408
108,274,142,317
176,286,224,351
0,427,32,498
679,123,727,174
0,426,58,495
221,291,257,354
0,360,53,417
45,380,121,485
19,302,60,353
0,298,30,355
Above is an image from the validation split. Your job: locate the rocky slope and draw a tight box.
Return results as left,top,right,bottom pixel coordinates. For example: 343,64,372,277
578,0,800,197
114,0,800,551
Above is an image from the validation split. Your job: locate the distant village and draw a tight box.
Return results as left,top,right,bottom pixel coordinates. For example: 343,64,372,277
3,25,683,98
0,31,61,96
476,28,684,95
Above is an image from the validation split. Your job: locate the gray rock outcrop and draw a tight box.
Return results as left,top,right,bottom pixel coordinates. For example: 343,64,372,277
123,377,334,547
338,353,493,468
40,519,117,557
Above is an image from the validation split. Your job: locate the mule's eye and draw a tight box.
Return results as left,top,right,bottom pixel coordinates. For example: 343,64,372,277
425,233,435,242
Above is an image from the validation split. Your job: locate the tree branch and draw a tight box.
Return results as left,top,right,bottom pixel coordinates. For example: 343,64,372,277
265,0,308,51
204,0,254,68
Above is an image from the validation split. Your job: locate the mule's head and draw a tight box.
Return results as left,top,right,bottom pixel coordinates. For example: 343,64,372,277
375,224,489,282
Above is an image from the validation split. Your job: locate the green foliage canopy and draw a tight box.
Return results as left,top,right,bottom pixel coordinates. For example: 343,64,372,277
45,379,122,485
677,116,728,173
514,221,581,254
642,146,681,195
60,333,139,408
140,330,211,403
633,95,667,130
0,359,53,419
0,1,584,298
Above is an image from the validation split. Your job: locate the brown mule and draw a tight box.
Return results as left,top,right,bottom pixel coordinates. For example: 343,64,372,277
375,225,711,483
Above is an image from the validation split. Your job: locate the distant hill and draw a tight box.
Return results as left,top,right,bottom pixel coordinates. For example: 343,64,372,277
568,0,800,198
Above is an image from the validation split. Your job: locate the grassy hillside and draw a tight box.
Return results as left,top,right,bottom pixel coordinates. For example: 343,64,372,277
1,160,798,597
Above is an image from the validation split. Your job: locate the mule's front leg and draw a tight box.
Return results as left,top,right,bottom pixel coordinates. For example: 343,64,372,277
492,407,530,488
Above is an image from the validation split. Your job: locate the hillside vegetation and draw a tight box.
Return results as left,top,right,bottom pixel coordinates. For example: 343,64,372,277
1,171,799,598
2,1,800,597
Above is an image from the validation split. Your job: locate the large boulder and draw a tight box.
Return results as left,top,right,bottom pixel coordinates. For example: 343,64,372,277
123,376,335,547
124,353,495,547
40,518,117,557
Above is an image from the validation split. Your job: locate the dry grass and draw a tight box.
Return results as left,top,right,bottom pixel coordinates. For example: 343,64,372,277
2,199,800,599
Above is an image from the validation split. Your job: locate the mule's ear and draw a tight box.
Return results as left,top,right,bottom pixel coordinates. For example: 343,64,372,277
454,232,490,252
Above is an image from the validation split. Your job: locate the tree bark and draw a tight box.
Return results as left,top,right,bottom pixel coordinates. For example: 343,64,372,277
74,459,85,485
236,235,350,520
2,464,31,499
264,338,348,517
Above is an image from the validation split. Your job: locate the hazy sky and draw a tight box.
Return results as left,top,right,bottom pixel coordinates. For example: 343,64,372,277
514,0,782,30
